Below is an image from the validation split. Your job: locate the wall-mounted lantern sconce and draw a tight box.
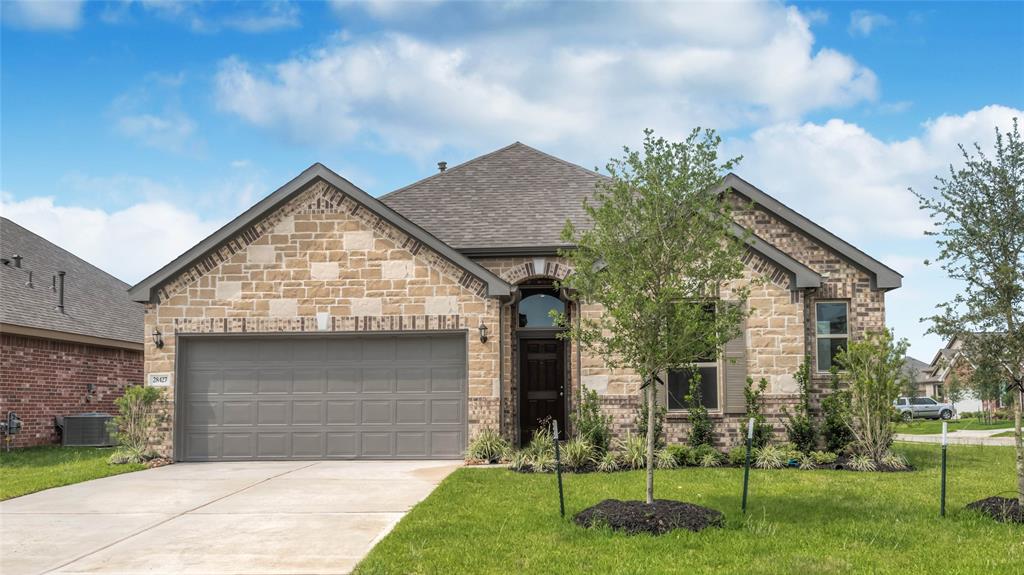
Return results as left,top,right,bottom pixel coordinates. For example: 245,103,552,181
478,323,489,343
153,328,164,349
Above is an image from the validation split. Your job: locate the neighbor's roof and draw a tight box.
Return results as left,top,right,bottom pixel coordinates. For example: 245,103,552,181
381,142,602,254
128,164,511,303
381,142,900,290
904,356,942,383
0,217,143,346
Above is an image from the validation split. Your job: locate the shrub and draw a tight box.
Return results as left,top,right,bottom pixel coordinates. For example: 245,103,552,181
881,451,909,471
656,448,679,469
531,450,557,473
777,442,802,463
728,446,749,466
524,427,554,461
635,399,666,450
597,451,621,472
665,444,693,467
847,454,877,472
782,358,818,454
821,367,855,453
692,444,722,466
621,433,648,470
835,329,909,463
108,385,165,465
466,428,510,463
561,438,596,471
754,444,786,469
686,376,715,447
743,376,773,449
571,388,613,454
508,450,531,472
798,454,817,470
811,450,838,465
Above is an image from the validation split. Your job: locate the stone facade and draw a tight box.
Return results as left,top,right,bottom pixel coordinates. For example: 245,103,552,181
0,333,143,447
144,181,500,456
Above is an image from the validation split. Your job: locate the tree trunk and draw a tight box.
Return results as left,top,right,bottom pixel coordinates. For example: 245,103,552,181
646,374,656,505
1015,385,1024,507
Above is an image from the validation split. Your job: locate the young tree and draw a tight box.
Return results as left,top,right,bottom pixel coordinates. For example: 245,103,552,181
559,129,749,504
913,119,1024,505
835,329,909,463
944,371,966,406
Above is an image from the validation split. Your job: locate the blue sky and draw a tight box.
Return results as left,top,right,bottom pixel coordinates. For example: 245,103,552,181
2,0,1022,359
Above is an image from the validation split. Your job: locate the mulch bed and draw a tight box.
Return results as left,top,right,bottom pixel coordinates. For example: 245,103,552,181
829,457,915,473
966,497,1024,523
574,499,724,535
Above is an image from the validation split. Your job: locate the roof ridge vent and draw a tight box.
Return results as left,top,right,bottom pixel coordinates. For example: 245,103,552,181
437,161,447,173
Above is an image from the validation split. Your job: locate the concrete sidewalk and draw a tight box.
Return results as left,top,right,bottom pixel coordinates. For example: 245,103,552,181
1,460,459,575
896,428,1017,446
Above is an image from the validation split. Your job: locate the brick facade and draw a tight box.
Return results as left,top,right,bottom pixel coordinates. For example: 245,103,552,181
0,333,143,448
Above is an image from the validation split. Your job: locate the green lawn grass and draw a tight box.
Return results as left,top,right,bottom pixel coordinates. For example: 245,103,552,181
0,445,144,500
894,417,1013,435
356,443,1022,575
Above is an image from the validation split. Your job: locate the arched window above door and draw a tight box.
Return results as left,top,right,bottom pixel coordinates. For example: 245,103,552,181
517,293,565,328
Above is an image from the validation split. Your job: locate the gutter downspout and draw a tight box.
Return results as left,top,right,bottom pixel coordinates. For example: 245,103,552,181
498,298,506,437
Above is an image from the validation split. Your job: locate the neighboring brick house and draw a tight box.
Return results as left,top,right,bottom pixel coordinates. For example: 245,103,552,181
925,336,999,414
0,218,144,448
129,143,901,461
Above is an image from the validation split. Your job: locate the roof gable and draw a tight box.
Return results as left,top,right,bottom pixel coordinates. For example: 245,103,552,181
0,217,143,345
129,164,511,303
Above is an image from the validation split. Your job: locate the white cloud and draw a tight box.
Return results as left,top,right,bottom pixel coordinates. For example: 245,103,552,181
215,3,877,160
848,10,892,37
0,194,222,284
116,113,197,153
224,1,300,33
110,73,200,154
1,0,84,30
729,105,1022,241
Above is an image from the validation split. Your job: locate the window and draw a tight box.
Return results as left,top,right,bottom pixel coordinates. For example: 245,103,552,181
896,398,908,406
667,365,719,410
910,397,936,406
517,293,564,328
815,302,849,372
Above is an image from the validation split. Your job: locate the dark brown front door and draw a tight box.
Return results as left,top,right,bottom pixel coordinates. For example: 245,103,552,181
519,338,565,445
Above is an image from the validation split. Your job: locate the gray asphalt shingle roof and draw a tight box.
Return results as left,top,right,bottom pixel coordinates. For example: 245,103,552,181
380,142,603,251
0,217,143,344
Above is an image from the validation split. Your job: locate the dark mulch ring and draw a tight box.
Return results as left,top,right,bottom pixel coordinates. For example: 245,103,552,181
966,496,1024,523
574,499,725,535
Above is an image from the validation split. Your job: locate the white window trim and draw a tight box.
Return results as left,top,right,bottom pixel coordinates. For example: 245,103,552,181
664,357,723,414
815,300,850,373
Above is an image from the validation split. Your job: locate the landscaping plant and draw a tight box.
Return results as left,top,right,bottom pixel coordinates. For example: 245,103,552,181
107,385,165,465
743,376,773,449
557,128,749,508
685,377,715,448
821,367,855,453
635,399,666,450
665,444,693,466
561,438,597,471
782,357,818,454
621,432,648,470
753,444,786,469
655,448,679,469
571,387,613,454
913,118,1024,509
835,329,909,463
466,428,510,463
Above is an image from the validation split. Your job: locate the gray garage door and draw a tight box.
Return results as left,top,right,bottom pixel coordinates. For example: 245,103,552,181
178,334,467,461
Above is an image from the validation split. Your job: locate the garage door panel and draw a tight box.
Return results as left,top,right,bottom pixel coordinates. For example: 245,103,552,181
258,370,291,393
179,334,466,461
327,368,360,393
223,370,258,394
293,369,326,393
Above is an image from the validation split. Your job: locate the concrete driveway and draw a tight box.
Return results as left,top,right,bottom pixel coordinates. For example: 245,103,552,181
1,460,458,575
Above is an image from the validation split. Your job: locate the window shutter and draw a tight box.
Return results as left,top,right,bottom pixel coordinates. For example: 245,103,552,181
657,372,668,408
723,314,748,414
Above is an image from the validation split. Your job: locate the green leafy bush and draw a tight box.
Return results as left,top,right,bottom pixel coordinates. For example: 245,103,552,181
561,438,596,471
847,454,877,472
744,376,773,449
798,454,817,470
782,358,818,454
686,376,715,447
531,450,556,473
881,451,909,470
754,444,786,469
108,385,165,465
665,444,693,466
635,399,666,450
656,448,679,469
507,450,531,472
821,367,855,453
466,428,510,463
596,450,621,472
728,446,750,466
524,427,554,461
811,450,838,465
571,388,612,454
621,433,647,470
692,444,722,467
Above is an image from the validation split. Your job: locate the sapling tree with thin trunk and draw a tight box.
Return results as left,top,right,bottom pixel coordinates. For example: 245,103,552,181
557,128,749,505
913,119,1024,505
